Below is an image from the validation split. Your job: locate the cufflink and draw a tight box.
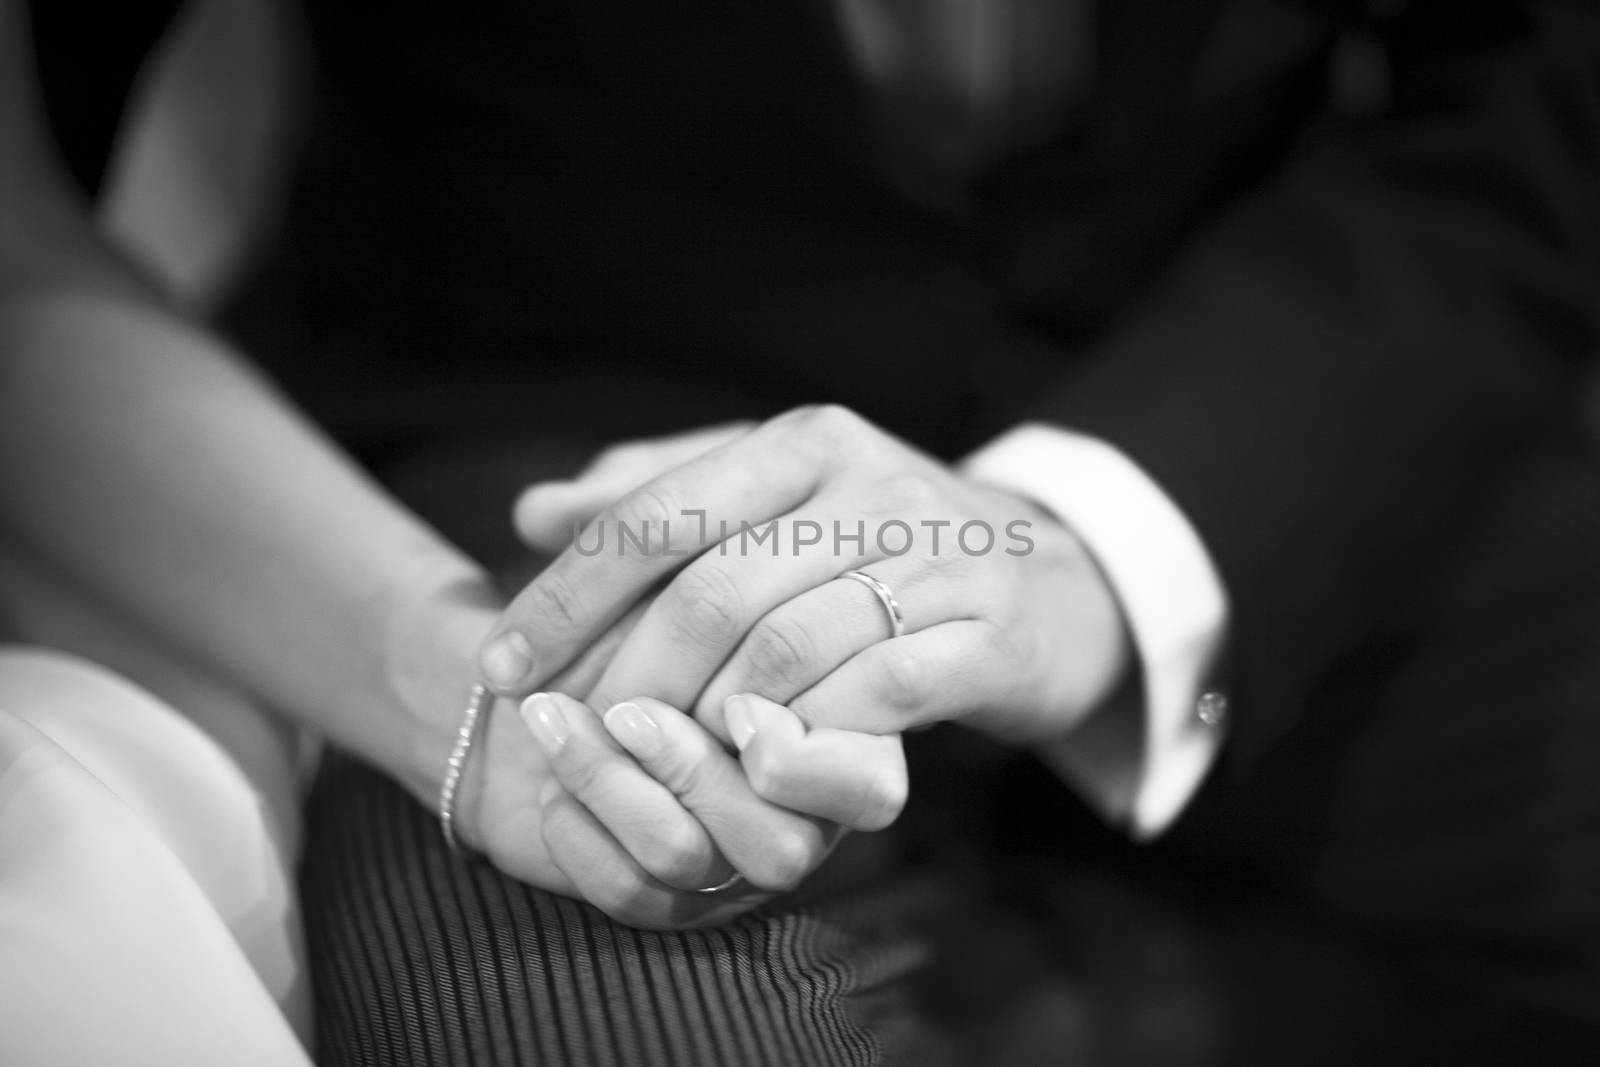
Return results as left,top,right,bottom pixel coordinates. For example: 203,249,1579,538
1195,691,1229,727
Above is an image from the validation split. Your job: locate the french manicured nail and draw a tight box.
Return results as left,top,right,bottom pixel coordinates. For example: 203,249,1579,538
725,694,756,752
520,693,568,754
604,701,662,759
482,630,534,689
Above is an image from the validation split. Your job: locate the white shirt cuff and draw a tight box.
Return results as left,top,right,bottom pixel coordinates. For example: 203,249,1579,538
960,424,1231,838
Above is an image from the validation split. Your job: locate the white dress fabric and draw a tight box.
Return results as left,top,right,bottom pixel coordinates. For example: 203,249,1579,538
0,646,311,1066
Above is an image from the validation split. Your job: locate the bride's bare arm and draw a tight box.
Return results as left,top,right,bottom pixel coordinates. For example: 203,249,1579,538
0,0,492,808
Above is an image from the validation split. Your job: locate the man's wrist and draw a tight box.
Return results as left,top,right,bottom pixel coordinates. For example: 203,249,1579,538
962,424,1231,835
1019,496,1138,735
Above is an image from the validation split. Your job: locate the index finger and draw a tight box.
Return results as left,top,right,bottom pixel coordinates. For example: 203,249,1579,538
513,421,757,551
479,407,855,697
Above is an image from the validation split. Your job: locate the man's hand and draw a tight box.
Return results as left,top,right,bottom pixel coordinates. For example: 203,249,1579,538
513,421,756,552
482,405,1133,747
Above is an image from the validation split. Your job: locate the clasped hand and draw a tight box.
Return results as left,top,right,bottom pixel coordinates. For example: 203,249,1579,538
464,407,1130,928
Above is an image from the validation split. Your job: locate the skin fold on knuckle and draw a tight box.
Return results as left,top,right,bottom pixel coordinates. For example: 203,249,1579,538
654,742,721,809
550,742,615,801
607,482,679,552
741,616,815,691
928,544,981,580
525,566,589,635
868,644,928,715
663,564,745,649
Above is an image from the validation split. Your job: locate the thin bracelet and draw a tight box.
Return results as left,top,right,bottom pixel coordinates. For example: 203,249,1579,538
438,682,494,854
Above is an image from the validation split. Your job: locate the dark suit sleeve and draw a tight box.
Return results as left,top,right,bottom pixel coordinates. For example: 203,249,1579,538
1023,3,1600,769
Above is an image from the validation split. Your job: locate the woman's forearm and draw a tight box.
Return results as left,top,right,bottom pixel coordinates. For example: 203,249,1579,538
0,290,498,802
0,0,494,804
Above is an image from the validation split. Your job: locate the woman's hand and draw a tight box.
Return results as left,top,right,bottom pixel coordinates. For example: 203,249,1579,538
407,579,905,928
388,585,652,899
500,690,905,930
444,669,908,931
485,405,1133,746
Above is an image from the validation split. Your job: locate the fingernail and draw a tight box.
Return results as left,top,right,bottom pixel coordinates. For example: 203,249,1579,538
725,694,756,752
520,693,568,754
482,630,534,690
604,701,662,759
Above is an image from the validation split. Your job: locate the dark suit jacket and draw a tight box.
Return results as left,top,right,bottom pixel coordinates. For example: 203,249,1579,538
225,0,1600,762
31,0,1600,1026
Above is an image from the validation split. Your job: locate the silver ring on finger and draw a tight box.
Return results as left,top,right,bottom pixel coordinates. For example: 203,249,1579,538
695,872,746,895
840,570,905,640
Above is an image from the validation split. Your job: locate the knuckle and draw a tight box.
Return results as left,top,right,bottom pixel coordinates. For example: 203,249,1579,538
649,824,712,887
782,403,862,444
805,402,862,433
742,616,815,690
929,545,979,576
875,471,941,515
659,751,715,808
867,645,928,713
552,747,608,799
976,618,1017,663
664,565,744,647
609,483,677,545
748,828,818,893
528,568,588,633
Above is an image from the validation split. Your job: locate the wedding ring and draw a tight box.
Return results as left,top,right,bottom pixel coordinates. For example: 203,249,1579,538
695,873,746,895
841,570,905,639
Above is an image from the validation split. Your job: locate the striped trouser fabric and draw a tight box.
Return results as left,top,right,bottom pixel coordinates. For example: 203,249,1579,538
300,757,950,1067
